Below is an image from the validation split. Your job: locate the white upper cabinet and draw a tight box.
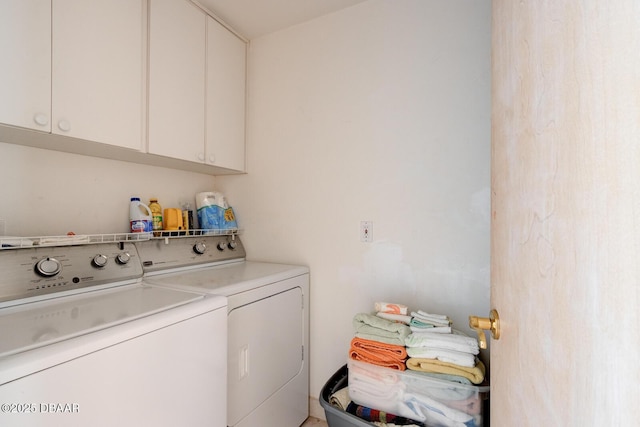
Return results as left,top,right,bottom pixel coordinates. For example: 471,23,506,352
148,0,207,163
0,0,144,150
52,0,145,150
1,0,244,175
206,16,246,172
0,1,51,132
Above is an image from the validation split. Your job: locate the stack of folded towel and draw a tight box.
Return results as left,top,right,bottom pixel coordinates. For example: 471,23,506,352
404,330,485,385
350,303,486,384
350,303,412,371
409,310,452,334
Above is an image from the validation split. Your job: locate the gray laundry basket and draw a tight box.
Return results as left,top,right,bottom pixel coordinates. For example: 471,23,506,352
319,364,374,427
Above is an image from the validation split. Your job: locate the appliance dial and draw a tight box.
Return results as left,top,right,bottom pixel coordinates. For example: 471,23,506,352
193,242,207,255
227,241,237,250
216,242,226,251
35,257,62,277
116,252,131,265
92,254,108,268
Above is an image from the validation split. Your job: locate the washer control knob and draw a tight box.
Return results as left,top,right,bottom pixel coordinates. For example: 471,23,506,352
217,242,226,251
35,257,62,277
116,252,131,265
193,242,207,255
92,254,108,268
227,240,237,250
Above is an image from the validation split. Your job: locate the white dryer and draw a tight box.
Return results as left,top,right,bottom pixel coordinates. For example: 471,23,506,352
137,235,310,427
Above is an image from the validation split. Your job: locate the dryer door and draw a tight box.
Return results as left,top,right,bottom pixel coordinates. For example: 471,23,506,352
228,286,303,426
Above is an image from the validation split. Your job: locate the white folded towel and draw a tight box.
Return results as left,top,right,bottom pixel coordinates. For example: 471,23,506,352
411,310,452,327
405,331,479,355
377,312,412,324
414,310,448,320
406,347,476,368
399,392,474,427
0,237,34,247
409,325,452,334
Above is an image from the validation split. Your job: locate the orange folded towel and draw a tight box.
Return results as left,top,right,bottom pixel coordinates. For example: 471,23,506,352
349,337,408,371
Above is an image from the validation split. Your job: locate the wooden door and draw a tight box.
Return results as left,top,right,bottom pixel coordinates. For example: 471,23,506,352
490,1,640,425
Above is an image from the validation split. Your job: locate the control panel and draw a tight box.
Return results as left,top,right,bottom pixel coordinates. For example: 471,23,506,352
0,242,143,304
135,235,246,273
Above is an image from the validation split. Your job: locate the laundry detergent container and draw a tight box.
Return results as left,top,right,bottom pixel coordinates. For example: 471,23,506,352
321,361,490,427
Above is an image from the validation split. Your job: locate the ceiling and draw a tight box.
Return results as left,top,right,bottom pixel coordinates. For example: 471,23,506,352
193,0,368,40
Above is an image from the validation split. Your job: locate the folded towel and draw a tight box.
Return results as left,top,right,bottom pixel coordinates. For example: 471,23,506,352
410,311,451,328
402,374,476,402
349,337,408,370
409,325,452,334
353,313,412,346
377,312,412,325
441,394,483,416
350,359,402,386
375,302,409,315
349,369,405,408
37,235,91,246
405,358,486,385
406,372,472,385
406,347,476,368
0,237,35,248
414,310,448,320
329,386,351,410
354,332,403,346
404,331,479,355
399,392,477,427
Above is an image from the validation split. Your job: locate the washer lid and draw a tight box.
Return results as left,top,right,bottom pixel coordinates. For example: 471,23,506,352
0,284,203,358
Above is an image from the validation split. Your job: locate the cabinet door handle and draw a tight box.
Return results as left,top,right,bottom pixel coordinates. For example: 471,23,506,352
197,153,205,162
208,154,216,164
33,113,49,126
57,119,71,132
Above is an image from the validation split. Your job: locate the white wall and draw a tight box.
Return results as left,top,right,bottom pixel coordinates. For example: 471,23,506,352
216,0,492,399
0,142,216,236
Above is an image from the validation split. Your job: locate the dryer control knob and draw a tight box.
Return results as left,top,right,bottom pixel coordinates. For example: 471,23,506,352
227,241,237,250
193,242,207,255
92,254,108,268
35,257,62,277
216,242,226,251
116,252,131,265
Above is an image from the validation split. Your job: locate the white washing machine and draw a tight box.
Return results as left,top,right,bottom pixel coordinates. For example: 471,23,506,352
0,239,227,427
136,234,310,427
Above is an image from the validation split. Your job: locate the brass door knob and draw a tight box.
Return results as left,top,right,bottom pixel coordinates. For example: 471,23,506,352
469,309,500,349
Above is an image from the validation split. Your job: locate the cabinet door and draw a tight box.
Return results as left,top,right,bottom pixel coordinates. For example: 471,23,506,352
149,0,206,162
0,0,51,132
52,0,144,150
206,16,246,172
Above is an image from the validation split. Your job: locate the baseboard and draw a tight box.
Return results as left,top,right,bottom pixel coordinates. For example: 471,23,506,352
309,396,326,421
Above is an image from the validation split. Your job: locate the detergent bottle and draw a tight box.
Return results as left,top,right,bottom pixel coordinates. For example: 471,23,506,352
149,198,163,235
129,197,152,233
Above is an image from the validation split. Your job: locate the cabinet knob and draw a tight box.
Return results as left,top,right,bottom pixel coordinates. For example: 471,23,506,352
58,119,71,132
197,153,205,162
33,113,49,126
208,155,216,164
